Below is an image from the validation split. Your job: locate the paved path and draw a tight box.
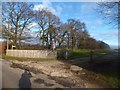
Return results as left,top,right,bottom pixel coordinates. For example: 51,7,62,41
2,59,24,88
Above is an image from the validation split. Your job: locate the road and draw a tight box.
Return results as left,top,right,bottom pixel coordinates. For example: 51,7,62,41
0,59,36,89
1,59,22,88
0,59,65,89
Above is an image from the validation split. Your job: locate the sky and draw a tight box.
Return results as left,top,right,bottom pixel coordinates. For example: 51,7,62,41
0,1,118,48
30,1,118,48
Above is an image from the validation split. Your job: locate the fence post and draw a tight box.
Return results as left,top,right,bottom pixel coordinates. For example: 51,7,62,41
90,50,93,63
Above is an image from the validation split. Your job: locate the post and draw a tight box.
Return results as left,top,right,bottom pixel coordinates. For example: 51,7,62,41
52,41,55,51
7,37,9,50
12,45,16,50
65,50,68,59
90,50,93,63
72,37,73,51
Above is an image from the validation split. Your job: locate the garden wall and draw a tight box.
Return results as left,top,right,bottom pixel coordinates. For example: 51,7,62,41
0,41,7,53
6,50,57,58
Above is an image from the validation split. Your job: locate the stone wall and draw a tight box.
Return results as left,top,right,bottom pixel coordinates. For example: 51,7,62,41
0,41,7,53
6,50,57,58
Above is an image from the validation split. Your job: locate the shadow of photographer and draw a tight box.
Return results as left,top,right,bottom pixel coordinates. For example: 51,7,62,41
19,69,32,90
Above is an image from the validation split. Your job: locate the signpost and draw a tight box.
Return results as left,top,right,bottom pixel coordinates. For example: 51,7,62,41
52,41,56,50
65,50,68,59
12,45,16,50
7,37,9,50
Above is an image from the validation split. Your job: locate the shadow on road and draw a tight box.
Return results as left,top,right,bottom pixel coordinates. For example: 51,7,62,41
19,69,32,90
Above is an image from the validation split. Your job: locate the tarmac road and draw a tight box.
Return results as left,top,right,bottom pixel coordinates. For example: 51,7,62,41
2,59,21,88
1,59,34,89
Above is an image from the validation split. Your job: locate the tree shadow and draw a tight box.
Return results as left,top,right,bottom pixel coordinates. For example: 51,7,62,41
19,69,32,90
60,51,119,87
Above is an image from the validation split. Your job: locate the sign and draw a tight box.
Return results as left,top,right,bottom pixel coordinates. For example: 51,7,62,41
52,41,56,50
12,45,16,49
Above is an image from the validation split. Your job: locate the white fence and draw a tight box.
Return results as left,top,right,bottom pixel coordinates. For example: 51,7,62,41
6,50,57,58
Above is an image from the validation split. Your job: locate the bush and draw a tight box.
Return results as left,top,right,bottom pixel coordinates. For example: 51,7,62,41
57,49,72,60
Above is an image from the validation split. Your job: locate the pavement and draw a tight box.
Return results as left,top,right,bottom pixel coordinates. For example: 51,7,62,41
2,59,24,88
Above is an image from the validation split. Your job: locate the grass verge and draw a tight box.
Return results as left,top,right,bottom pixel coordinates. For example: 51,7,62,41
1,54,56,61
68,49,110,59
80,60,119,88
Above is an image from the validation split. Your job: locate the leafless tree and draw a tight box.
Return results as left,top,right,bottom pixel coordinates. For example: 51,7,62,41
66,19,87,49
97,2,119,28
2,2,34,48
35,9,60,49
35,9,48,47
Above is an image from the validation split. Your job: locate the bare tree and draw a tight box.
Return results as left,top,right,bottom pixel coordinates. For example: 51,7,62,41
97,2,119,27
56,23,68,47
46,11,60,49
2,2,34,48
35,9,60,49
66,19,85,49
35,9,48,47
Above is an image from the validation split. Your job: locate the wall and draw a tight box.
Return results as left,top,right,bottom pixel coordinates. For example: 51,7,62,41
6,50,57,58
0,41,7,53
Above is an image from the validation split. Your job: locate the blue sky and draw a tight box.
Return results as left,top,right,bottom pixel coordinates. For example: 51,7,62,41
0,1,118,48
31,1,118,48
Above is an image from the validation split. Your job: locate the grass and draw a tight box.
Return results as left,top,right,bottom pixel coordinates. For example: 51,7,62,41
57,49,110,60
1,54,56,61
82,69,119,88
65,49,119,88
93,49,111,56
95,70,119,88
99,66,119,88
68,49,109,59
82,59,119,88
102,75,119,88
68,49,90,59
